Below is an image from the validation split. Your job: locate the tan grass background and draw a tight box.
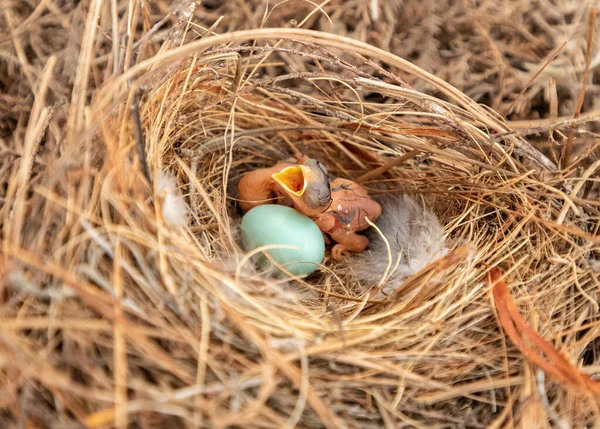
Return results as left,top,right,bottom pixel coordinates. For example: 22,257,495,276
1,1,600,428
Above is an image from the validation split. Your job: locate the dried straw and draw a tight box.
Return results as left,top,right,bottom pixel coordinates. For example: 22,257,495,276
2,1,600,428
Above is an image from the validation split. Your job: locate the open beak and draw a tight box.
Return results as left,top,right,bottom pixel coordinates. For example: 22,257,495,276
272,165,312,196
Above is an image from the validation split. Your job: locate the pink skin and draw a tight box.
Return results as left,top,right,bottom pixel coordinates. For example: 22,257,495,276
311,178,381,260
237,162,296,212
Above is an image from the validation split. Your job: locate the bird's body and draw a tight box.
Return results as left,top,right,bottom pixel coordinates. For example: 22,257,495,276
312,178,382,259
237,161,297,212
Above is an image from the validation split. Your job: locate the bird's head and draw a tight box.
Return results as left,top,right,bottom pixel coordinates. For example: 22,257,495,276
272,159,332,216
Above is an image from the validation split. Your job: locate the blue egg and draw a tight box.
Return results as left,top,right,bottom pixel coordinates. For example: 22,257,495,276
241,205,325,276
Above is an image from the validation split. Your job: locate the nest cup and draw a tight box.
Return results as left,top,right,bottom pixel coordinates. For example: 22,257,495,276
113,36,597,425
14,32,599,427
129,36,600,426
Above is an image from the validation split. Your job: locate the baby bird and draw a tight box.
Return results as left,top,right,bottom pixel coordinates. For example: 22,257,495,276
238,158,382,259
237,158,332,214
311,179,382,259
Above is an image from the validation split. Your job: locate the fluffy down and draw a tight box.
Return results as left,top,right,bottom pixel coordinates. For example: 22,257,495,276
156,172,189,227
352,195,447,296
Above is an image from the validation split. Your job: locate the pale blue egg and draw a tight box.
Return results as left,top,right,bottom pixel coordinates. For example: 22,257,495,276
241,205,325,276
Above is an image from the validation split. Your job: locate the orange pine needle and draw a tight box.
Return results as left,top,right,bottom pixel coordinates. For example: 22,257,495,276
489,268,600,397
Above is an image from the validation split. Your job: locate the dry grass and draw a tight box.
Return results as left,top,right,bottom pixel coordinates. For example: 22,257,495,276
185,0,600,118
2,1,600,428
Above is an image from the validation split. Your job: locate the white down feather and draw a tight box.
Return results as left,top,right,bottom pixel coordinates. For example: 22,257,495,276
156,172,189,227
353,195,447,296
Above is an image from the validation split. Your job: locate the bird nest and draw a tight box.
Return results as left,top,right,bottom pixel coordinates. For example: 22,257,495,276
3,28,600,428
